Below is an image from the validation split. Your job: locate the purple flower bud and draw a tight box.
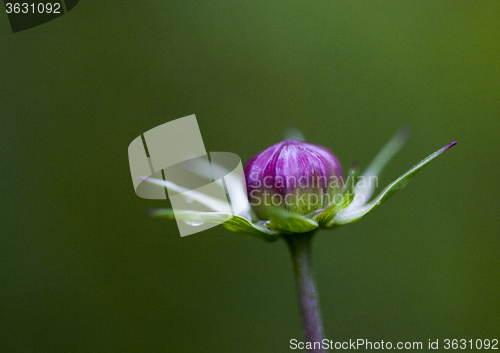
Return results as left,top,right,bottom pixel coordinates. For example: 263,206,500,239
244,140,343,219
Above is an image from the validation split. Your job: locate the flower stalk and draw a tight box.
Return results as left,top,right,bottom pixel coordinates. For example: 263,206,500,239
284,231,327,353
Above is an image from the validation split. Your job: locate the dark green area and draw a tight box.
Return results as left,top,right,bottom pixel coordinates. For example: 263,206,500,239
1,1,499,352
5,1,65,33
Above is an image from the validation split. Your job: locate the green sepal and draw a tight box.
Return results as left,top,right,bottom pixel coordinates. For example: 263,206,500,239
314,190,354,226
266,209,319,234
313,162,359,225
149,208,280,242
330,142,457,225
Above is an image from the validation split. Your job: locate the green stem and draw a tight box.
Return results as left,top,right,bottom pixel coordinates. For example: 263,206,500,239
284,231,327,353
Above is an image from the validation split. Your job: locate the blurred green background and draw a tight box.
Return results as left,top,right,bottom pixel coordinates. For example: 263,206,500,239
1,1,499,352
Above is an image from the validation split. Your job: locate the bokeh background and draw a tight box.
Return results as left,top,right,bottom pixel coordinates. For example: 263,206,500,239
1,1,499,352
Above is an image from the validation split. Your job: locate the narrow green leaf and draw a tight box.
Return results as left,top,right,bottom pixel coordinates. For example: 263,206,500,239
354,127,410,203
144,177,230,212
149,208,280,242
183,154,251,218
331,142,457,225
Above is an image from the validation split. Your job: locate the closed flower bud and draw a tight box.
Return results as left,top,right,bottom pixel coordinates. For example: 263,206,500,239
244,140,343,219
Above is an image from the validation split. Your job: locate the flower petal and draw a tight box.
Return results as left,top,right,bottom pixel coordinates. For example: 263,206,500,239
330,142,457,225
